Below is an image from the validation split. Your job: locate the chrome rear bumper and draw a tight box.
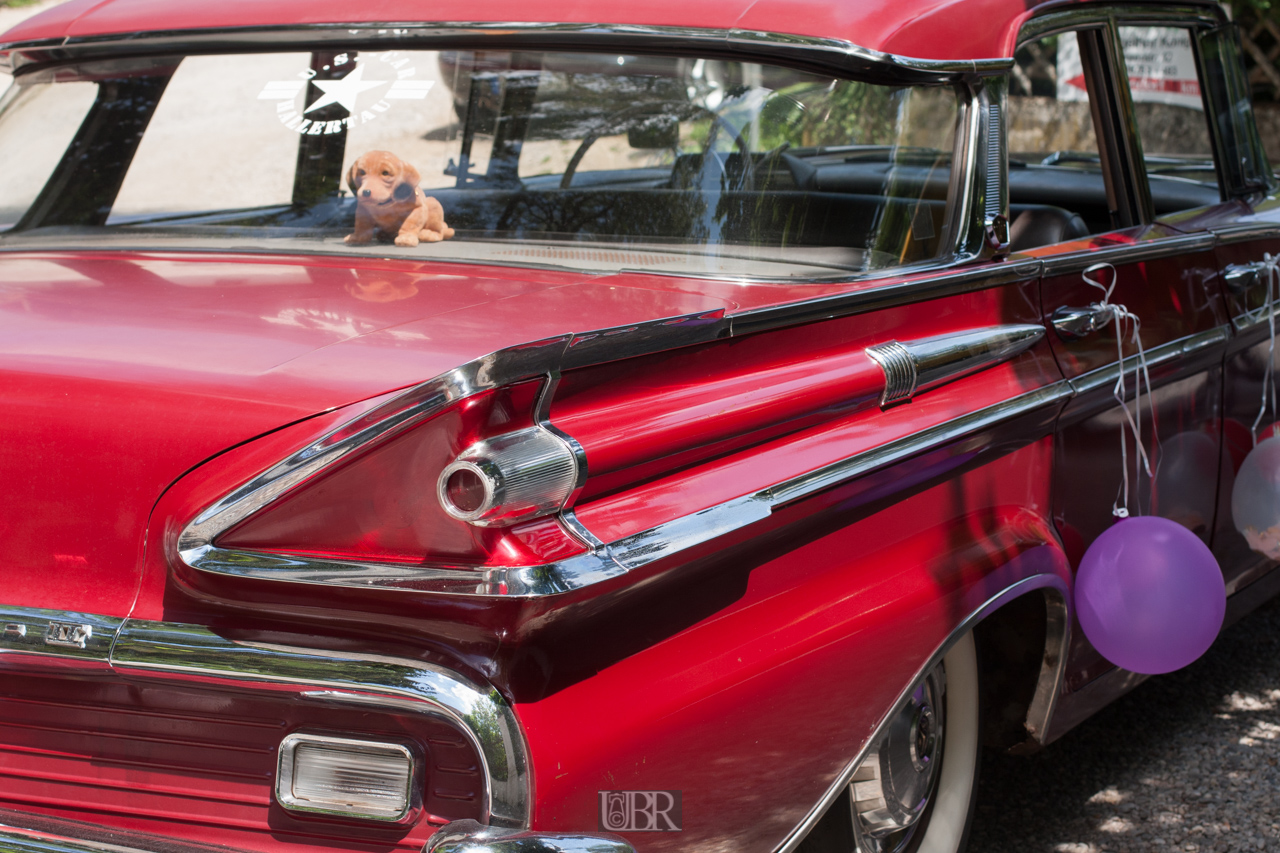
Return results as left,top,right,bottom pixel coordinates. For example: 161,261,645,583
425,821,635,853
0,817,634,853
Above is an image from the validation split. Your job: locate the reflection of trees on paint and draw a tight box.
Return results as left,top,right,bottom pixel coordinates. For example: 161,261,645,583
467,694,510,781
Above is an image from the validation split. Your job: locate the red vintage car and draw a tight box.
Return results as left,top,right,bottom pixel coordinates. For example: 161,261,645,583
0,0,1276,851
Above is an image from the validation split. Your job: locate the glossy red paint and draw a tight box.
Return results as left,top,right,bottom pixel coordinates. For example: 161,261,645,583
0,251,748,616
569,282,1061,542
518,440,1067,849
1,3,1274,852
3,0,1053,61
551,332,885,497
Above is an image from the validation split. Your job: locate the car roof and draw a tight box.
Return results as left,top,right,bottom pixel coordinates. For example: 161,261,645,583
0,0,1223,63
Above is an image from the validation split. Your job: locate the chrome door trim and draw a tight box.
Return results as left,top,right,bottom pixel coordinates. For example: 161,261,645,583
774,574,1071,853
0,23,1011,81
1213,223,1280,246
187,377,1073,597
1066,326,1231,398
1234,302,1280,333
108,619,529,828
1036,233,1219,277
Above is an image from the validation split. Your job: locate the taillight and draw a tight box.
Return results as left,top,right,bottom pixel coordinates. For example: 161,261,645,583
438,428,578,526
209,380,585,570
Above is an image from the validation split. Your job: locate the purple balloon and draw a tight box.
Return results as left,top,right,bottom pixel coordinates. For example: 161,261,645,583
1075,515,1225,675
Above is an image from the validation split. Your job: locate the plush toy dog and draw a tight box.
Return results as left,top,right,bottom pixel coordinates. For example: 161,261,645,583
344,150,454,248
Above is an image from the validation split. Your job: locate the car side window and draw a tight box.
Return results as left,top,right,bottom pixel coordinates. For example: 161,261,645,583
1007,31,1110,250
1117,25,1224,216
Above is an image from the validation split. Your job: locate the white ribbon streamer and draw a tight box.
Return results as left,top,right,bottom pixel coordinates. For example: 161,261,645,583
1250,252,1280,445
1082,262,1153,519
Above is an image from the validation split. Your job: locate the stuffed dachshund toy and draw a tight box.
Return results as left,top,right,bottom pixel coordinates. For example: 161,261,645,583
344,150,455,248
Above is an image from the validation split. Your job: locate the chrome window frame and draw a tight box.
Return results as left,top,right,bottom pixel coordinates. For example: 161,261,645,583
1016,4,1242,230
0,23,1007,283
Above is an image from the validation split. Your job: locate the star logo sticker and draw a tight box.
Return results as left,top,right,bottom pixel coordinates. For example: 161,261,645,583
304,64,388,114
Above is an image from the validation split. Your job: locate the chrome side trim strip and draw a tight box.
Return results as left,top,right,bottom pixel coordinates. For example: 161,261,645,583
598,379,1072,573
1211,223,1280,246
774,574,1071,853
730,261,1042,335
865,324,1045,407
189,378,1072,597
0,23,1010,82
761,380,1072,508
0,606,122,666
1067,326,1230,398
1037,233,1219,277
109,619,529,828
1235,302,1280,333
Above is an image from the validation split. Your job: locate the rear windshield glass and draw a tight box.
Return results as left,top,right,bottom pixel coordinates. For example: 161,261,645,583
0,49,962,279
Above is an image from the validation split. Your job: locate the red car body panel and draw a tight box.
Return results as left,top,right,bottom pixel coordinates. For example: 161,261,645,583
5,0,1044,61
1,1,1276,852
519,443,1067,848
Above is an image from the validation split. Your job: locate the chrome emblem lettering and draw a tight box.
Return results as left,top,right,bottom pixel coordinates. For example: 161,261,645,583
44,621,92,649
2,623,26,639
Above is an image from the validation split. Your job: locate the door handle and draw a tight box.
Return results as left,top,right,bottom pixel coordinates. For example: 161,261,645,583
1223,262,1264,295
1051,304,1114,342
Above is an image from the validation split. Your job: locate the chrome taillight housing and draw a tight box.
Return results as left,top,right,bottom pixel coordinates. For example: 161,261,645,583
438,428,578,527
192,380,590,577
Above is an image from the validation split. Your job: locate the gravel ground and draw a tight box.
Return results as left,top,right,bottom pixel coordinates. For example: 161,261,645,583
970,595,1280,853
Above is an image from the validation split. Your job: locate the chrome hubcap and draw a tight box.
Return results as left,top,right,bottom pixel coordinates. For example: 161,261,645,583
850,664,946,852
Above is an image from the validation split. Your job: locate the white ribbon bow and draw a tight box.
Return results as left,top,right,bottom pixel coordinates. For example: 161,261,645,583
1082,262,1153,519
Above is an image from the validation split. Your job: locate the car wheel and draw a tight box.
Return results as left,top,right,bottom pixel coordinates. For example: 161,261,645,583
850,630,981,853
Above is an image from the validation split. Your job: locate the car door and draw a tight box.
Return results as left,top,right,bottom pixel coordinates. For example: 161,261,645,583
1186,25,1280,596
1009,9,1231,689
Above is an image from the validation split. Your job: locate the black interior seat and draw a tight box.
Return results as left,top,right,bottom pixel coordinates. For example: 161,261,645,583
1008,203,1090,251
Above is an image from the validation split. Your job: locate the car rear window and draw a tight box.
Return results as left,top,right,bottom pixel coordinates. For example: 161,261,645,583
0,48,962,280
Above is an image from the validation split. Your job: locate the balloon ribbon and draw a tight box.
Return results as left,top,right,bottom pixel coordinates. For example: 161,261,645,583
1250,252,1280,445
1082,262,1152,519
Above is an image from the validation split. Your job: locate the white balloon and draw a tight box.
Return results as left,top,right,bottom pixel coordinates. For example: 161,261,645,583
1150,431,1219,534
1232,435,1280,561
